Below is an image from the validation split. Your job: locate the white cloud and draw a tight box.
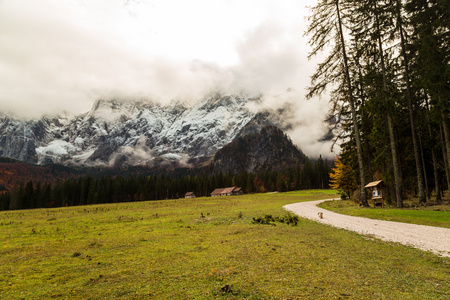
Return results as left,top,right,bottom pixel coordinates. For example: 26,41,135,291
0,0,332,157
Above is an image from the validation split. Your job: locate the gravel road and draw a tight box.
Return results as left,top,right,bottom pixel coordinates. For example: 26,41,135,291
284,199,450,257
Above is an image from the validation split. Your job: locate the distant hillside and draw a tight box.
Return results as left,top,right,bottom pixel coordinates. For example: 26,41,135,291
0,158,79,191
212,125,306,174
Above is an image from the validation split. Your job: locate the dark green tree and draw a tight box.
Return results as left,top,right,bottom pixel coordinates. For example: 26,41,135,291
306,0,369,206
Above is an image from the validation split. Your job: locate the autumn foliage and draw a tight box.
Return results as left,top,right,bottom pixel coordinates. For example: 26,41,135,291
329,155,358,199
0,161,75,192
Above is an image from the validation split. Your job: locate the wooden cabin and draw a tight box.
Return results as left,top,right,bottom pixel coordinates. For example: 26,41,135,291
210,186,243,197
185,192,196,199
364,180,384,207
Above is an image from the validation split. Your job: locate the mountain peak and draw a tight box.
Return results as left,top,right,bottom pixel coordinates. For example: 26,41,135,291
0,95,279,167
213,125,306,173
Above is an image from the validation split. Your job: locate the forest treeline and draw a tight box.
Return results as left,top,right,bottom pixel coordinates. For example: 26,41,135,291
0,157,330,210
308,0,449,206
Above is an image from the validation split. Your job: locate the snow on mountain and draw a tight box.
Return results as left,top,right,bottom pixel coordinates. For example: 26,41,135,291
0,94,269,166
0,116,39,163
36,140,80,157
150,94,255,157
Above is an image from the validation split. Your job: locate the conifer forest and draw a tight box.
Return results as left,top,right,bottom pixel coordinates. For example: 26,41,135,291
312,0,449,207
0,158,330,210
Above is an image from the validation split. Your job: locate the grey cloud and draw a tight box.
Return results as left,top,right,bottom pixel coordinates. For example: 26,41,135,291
0,0,333,157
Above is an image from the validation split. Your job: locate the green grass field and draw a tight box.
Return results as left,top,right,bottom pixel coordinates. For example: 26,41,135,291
1,190,449,299
319,199,450,228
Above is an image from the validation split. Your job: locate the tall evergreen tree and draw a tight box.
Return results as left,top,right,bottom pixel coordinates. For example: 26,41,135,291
306,0,368,206
394,0,427,203
349,0,404,206
407,0,450,196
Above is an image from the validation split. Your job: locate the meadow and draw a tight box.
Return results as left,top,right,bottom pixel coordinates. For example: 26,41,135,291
0,190,448,299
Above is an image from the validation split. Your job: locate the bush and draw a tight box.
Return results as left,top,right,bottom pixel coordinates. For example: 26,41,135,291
252,213,299,226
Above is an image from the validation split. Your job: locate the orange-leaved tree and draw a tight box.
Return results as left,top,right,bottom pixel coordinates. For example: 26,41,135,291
329,155,358,199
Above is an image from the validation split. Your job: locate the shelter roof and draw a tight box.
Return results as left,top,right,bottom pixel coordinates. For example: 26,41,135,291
211,187,239,195
364,180,384,188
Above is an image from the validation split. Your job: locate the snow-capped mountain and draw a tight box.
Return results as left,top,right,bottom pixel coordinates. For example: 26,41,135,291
0,94,271,166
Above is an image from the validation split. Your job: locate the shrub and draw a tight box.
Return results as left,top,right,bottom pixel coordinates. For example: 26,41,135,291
252,213,299,226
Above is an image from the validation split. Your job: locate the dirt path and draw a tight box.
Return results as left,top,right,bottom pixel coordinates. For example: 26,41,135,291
284,199,450,257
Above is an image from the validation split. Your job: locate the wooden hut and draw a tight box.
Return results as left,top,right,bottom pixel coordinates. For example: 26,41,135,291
185,192,196,199
210,187,243,197
364,180,384,207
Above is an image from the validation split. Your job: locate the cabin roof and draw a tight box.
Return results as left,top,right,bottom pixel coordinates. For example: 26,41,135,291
364,180,383,188
210,186,240,195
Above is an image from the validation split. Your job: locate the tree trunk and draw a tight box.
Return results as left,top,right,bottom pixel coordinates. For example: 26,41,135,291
442,111,450,194
431,146,441,203
396,0,426,203
387,113,403,207
425,98,441,202
335,0,368,206
418,133,430,200
374,1,403,207
441,124,450,195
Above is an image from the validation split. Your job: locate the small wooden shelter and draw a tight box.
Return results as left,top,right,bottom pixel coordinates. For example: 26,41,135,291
185,192,196,199
364,180,384,207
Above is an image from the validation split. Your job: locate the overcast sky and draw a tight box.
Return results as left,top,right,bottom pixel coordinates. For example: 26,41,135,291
0,0,334,157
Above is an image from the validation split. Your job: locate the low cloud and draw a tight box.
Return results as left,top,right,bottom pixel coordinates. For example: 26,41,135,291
108,136,155,167
0,0,333,158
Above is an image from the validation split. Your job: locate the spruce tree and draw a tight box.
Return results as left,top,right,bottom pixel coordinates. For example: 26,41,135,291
306,0,368,205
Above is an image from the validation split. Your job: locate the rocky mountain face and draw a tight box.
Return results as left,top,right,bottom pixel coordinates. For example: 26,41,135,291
212,125,306,174
0,94,280,166
0,118,39,163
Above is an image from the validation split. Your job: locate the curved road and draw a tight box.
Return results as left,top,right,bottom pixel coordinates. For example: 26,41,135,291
284,199,450,257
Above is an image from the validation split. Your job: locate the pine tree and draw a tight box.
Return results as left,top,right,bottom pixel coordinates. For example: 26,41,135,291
393,0,427,203
306,0,368,205
348,0,404,206
407,0,450,197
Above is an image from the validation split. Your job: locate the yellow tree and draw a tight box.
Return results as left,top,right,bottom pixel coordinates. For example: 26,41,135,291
329,155,358,199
